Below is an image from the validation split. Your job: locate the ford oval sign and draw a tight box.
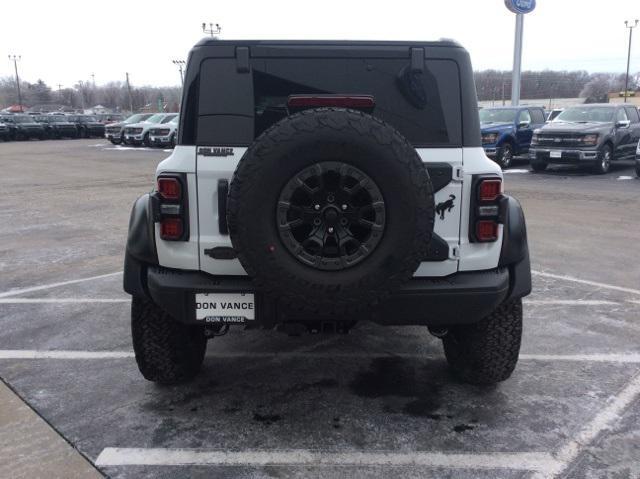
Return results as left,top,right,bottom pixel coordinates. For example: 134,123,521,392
504,0,536,14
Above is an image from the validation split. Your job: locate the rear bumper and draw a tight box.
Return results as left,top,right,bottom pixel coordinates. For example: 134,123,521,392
142,265,511,327
123,194,531,327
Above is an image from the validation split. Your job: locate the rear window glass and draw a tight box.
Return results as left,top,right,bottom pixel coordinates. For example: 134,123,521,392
198,57,462,147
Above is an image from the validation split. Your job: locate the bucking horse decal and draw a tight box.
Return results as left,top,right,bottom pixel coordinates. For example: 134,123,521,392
435,194,456,220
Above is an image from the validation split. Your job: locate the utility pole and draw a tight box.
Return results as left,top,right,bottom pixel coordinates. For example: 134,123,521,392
202,22,221,38
172,60,186,85
77,80,86,111
8,55,23,111
91,73,96,88
624,20,638,103
125,72,134,113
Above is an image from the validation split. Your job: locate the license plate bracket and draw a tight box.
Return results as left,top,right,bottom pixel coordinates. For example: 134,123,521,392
195,292,255,324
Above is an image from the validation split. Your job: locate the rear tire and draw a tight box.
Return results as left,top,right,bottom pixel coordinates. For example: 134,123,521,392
131,296,207,384
530,159,547,172
442,299,522,385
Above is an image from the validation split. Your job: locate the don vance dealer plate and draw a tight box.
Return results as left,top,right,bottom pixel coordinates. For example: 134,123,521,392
195,292,255,323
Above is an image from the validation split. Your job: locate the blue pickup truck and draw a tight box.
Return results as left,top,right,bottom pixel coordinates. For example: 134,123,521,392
480,106,547,168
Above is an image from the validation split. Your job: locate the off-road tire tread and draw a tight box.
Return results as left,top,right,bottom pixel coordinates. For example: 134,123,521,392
131,296,207,384
442,299,522,385
227,107,434,315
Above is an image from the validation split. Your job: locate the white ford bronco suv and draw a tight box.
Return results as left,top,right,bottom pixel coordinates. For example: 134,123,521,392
124,39,531,386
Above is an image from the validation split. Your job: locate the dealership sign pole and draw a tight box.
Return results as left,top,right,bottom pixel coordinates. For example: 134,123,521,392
505,0,536,106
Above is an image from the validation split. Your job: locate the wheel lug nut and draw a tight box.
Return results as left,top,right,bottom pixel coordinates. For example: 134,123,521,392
314,204,320,210
327,195,335,203
341,204,347,210
340,218,348,226
313,218,321,226
328,227,334,233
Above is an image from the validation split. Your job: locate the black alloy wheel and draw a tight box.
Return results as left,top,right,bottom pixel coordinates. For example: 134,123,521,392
277,161,386,271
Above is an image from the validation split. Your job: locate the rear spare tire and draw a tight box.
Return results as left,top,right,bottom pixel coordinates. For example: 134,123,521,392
227,108,435,315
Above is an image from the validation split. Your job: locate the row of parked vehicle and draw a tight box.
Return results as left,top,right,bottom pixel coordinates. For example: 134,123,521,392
0,111,179,149
105,112,178,148
480,104,640,175
0,113,108,141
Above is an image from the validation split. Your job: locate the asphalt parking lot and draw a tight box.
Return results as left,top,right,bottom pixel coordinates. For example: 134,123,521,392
1,140,639,479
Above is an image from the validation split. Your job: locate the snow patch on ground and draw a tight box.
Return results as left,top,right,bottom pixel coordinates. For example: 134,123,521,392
103,146,155,152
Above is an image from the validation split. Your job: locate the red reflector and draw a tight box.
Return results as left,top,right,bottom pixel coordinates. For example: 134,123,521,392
157,177,181,200
476,220,499,242
160,218,183,240
287,95,375,110
478,179,502,202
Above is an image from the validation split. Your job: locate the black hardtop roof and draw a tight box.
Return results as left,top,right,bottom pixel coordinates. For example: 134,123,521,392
194,38,463,49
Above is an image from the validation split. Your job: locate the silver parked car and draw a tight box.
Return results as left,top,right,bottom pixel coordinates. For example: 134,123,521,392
123,113,178,147
105,113,154,145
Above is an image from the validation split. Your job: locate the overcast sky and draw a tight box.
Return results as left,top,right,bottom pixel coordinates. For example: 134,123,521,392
2,0,639,88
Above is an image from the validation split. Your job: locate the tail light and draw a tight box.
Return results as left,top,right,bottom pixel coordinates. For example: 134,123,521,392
157,177,181,200
476,220,499,242
160,217,183,239
470,177,503,243
155,174,188,241
478,179,502,202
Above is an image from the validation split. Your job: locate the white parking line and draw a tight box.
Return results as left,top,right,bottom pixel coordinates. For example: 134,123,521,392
525,300,619,306
95,448,561,472
532,271,640,296
0,272,122,299
531,371,640,479
0,298,129,304
1,350,639,363
520,353,640,363
0,350,134,359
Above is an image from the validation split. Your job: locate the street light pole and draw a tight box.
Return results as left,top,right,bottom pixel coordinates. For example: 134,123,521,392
624,19,638,103
511,13,524,106
172,60,186,85
8,55,23,111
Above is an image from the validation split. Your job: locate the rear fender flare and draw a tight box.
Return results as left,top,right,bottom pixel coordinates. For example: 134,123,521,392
123,194,158,297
